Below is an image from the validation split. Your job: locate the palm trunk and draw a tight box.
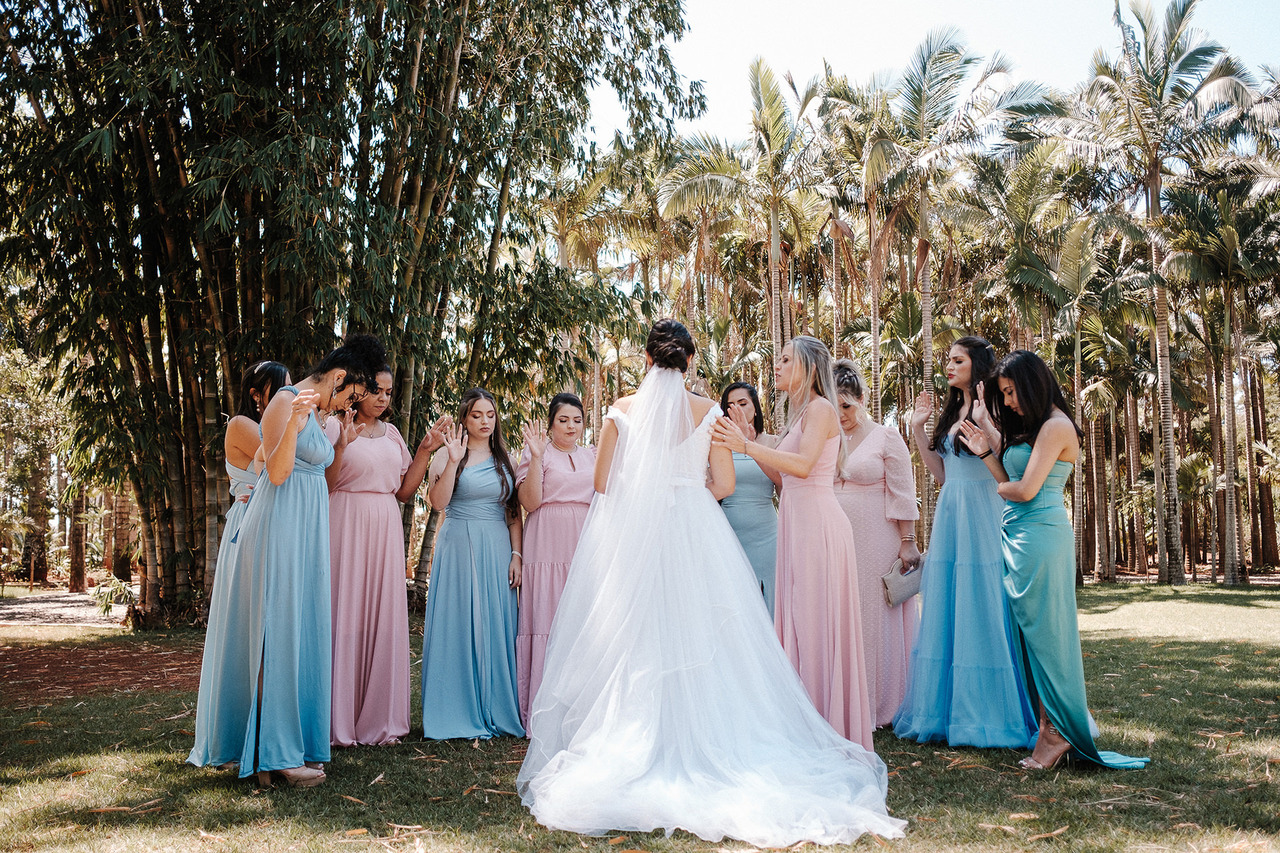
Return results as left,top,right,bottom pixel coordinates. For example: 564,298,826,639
1221,287,1241,584
1148,175,1184,583
917,186,935,542
68,487,87,593
1092,415,1112,581
1124,391,1150,574
769,198,784,431
1074,328,1085,572
1238,313,1260,577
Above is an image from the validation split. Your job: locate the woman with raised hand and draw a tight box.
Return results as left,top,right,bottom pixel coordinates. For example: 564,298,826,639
717,382,779,618
188,336,384,787
831,359,921,728
960,351,1148,771
892,336,1037,749
189,359,289,771
519,320,903,847
325,365,451,747
514,393,596,728
420,388,524,739
713,336,873,751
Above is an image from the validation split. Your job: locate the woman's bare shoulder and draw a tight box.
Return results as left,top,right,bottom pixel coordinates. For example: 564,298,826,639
611,394,636,413
689,393,717,421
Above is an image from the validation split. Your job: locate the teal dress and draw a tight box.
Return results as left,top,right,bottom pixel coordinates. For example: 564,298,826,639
1001,442,1149,769
720,451,778,619
893,435,1037,747
421,459,524,739
189,393,334,775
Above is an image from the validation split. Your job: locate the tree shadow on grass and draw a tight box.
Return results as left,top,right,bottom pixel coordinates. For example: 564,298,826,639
1075,583,1280,615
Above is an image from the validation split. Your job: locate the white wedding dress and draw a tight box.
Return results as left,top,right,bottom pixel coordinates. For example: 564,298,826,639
517,367,906,846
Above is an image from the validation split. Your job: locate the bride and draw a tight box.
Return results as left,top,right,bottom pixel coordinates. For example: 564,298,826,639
517,319,905,847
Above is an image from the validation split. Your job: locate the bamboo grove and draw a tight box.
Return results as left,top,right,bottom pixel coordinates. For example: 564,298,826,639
1,0,1277,622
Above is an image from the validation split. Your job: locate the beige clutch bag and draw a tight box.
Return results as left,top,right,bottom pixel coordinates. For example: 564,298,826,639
881,557,921,607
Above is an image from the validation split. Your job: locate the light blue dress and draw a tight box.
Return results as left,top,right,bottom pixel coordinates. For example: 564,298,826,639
720,451,778,619
893,435,1037,748
188,459,258,768
421,459,524,739
1002,443,1148,769
188,393,334,775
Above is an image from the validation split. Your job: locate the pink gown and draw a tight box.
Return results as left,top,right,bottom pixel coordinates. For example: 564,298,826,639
834,424,920,728
775,409,874,750
515,443,597,726
324,420,413,746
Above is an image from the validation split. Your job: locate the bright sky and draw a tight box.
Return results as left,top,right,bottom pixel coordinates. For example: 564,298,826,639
587,0,1279,144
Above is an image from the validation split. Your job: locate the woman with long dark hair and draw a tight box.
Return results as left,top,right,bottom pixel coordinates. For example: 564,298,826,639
959,351,1148,770
893,336,1037,748
421,388,524,739
189,336,385,787
519,320,902,846
514,392,596,727
717,381,779,618
325,365,451,746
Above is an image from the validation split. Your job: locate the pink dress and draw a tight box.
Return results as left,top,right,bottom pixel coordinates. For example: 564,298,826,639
515,443,596,727
324,420,413,746
775,409,874,750
834,424,920,728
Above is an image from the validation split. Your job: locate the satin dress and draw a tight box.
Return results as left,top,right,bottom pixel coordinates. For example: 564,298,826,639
1002,442,1149,769
720,451,778,618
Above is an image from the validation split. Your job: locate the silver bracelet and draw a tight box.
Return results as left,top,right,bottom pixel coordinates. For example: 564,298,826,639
510,550,522,559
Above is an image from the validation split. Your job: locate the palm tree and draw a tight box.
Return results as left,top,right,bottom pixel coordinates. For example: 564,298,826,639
1070,0,1255,583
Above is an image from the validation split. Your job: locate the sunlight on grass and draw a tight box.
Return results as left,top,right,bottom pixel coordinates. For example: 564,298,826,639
1,585,1277,851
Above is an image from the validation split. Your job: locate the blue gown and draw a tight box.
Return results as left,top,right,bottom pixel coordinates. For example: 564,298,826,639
421,459,524,739
188,459,257,768
1002,443,1149,769
893,435,1037,747
720,451,778,619
188,394,334,775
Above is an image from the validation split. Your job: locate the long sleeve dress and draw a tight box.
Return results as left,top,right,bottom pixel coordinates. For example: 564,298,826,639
514,443,596,727
324,420,414,746
834,424,920,728
774,409,874,751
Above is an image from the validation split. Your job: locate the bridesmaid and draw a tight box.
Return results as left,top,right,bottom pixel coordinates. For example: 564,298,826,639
324,366,451,746
718,382,779,618
961,351,1149,770
514,393,596,727
421,388,525,739
893,336,1037,748
831,360,922,728
188,335,384,786
712,335,873,751
189,360,289,769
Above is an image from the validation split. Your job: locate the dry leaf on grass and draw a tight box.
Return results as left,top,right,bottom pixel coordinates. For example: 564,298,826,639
978,823,1018,835
1027,825,1069,841
340,795,367,805
368,773,385,786
343,828,368,836
607,837,629,845
1008,812,1038,820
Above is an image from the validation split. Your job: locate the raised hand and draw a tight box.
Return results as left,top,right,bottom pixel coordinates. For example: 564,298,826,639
728,402,757,442
522,419,549,460
711,416,747,453
443,424,466,464
335,408,366,448
290,389,319,434
910,391,933,431
419,415,453,455
970,380,993,429
957,419,991,457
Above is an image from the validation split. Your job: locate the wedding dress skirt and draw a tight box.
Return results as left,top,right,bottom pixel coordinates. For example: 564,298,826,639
517,368,905,847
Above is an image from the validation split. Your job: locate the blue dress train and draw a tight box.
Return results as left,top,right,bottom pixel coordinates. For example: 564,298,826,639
893,435,1037,747
421,460,524,739
188,394,333,775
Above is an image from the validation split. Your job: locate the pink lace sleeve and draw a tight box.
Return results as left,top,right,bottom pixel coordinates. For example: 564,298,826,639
882,426,919,521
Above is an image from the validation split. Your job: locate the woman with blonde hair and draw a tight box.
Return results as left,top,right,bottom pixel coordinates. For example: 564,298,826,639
712,336,873,750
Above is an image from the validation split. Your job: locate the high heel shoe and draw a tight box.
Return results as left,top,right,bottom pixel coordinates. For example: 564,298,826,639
1019,723,1071,770
256,766,326,788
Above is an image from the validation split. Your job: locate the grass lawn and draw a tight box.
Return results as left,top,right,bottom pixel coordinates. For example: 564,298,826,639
0,585,1276,852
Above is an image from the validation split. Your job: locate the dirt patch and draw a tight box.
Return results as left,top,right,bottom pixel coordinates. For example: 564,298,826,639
0,638,203,708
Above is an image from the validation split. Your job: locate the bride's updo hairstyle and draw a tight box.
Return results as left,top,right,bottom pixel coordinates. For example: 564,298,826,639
646,318,696,373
